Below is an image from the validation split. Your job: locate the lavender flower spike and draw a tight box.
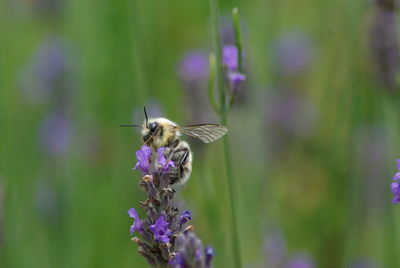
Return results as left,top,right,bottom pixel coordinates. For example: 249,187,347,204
393,159,400,180
157,147,175,172
127,145,214,267
223,45,238,71
179,210,192,225
128,208,143,235
149,214,172,243
222,45,246,88
133,145,152,174
391,159,400,204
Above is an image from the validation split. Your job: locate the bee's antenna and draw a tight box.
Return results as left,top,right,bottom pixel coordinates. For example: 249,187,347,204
119,124,142,128
144,107,149,127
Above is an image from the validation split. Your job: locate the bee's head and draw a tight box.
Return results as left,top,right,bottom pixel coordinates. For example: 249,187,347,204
142,118,180,148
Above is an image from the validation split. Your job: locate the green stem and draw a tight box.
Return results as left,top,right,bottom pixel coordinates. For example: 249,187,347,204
209,0,242,267
208,53,220,113
232,7,243,73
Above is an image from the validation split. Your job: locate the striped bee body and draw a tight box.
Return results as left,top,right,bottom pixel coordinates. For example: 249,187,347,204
121,108,228,187
163,139,192,186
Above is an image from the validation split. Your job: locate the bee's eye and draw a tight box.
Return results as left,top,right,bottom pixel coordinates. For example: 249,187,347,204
149,122,158,133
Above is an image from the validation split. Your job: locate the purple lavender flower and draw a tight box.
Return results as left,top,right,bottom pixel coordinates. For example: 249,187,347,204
393,159,400,180
128,208,143,235
204,246,214,267
38,112,72,156
133,145,152,174
369,0,399,89
228,72,246,87
179,210,192,225
128,145,214,267
157,147,175,172
348,258,380,268
169,252,185,267
391,182,400,203
264,229,286,265
149,215,172,243
19,36,72,105
391,159,400,204
223,45,238,71
222,45,246,88
286,253,315,268
178,51,209,82
272,31,314,76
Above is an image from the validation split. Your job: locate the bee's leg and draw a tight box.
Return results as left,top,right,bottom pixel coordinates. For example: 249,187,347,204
178,149,189,187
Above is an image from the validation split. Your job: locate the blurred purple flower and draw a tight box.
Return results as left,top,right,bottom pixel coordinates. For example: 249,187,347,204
204,246,214,268
393,159,400,180
228,72,246,87
369,0,399,89
391,182,400,203
223,45,246,87
348,258,379,268
264,229,286,265
38,112,72,156
169,252,185,267
133,145,152,174
157,147,175,172
128,208,143,235
178,51,209,82
32,0,63,16
391,159,400,204
223,45,238,71
149,215,172,243
220,18,235,45
353,126,388,210
286,253,315,268
179,210,192,225
266,91,318,139
177,50,215,130
20,37,72,104
273,31,314,76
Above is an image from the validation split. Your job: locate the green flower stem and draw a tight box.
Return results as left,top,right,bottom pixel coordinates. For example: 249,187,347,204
209,0,242,267
208,53,220,113
232,7,243,72
228,7,243,112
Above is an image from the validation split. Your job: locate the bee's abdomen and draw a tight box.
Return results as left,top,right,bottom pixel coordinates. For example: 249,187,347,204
166,140,192,185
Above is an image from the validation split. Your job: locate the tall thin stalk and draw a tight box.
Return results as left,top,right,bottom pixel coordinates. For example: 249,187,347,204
209,1,242,267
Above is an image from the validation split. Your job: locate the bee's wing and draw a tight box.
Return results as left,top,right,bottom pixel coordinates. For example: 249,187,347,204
178,124,228,143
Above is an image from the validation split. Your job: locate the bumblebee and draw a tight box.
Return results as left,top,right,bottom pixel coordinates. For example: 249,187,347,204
121,108,228,185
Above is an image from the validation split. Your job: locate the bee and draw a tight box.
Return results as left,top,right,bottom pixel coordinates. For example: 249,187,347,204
120,107,228,185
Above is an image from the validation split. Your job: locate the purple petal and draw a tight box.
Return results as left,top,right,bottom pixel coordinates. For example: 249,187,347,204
391,182,400,195
393,172,400,181
134,145,152,174
157,147,167,166
223,45,238,71
179,210,192,224
228,72,246,87
205,246,214,267
392,195,400,204
128,208,143,234
150,215,172,243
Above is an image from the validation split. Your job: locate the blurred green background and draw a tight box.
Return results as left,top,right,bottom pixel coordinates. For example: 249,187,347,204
1,0,400,267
